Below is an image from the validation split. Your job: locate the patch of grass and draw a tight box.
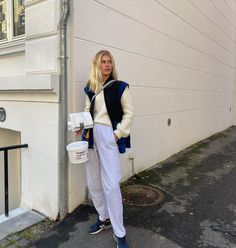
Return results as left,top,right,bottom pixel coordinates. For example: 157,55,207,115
0,219,56,248
6,239,17,247
17,219,55,241
19,229,35,241
189,140,209,151
0,239,16,248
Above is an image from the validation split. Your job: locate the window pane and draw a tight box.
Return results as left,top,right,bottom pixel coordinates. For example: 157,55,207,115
13,0,25,37
0,0,7,41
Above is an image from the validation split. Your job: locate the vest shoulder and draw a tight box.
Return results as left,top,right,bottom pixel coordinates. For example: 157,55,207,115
84,84,94,95
107,81,129,100
116,80,129,87
84,84,89,93
110,81,129,89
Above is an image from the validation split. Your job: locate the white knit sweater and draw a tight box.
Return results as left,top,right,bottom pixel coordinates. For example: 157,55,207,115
84,87,134,138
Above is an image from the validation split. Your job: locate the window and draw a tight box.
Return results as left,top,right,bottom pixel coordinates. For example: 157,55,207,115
0,0,25,43
0,0,7,41
13,0,25,37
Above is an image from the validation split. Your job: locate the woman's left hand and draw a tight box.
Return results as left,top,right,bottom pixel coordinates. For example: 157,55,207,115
114,133,119,142
75,129,83,136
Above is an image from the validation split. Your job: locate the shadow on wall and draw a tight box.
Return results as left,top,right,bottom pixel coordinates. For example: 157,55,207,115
0,128,21,215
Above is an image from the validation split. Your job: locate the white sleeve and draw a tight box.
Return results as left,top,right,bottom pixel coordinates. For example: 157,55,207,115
84,95,91,112
113,87,134,138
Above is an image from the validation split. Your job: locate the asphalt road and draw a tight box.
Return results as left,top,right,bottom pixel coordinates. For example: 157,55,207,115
32,126,236,248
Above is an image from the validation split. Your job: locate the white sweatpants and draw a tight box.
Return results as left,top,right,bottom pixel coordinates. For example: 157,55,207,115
85,123,126,238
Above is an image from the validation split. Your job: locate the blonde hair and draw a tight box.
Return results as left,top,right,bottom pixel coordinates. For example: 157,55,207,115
88,50,118,92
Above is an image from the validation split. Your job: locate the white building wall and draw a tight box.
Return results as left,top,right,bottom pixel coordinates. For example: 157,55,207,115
0,0,60,219
69,0,236,211
0,102,59,218
25,0,60,73
227,0,236,125
0,53,25,76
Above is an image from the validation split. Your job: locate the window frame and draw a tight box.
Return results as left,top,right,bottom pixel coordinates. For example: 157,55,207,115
0,0,25,46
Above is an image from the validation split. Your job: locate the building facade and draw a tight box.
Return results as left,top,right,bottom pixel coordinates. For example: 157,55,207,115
0,0,236,219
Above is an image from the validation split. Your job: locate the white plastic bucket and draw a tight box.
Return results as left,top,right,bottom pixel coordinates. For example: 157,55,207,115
66,141,89,164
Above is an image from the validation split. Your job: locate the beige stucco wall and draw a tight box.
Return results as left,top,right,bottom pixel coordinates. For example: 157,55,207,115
234,35,236,125
0,0,236,218
69,0,236,212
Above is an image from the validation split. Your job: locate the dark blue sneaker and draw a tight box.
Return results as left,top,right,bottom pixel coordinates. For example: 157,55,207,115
88,218,111,234
113,233,129,248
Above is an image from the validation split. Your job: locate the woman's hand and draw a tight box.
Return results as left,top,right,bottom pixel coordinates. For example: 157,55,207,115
75,129,83,136
114,133,119,142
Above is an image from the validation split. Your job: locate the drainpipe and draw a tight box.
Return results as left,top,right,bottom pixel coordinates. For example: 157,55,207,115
58,0,70,220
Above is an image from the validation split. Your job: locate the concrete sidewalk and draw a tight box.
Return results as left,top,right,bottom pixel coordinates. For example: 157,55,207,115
0,210,45,241
30,126,236,247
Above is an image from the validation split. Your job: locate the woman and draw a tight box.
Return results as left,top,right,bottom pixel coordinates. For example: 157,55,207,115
77,50,133,248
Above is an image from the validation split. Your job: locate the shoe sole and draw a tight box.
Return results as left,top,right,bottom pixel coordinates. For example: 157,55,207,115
113,233,118,243
113,234,119,248
89,225,112,235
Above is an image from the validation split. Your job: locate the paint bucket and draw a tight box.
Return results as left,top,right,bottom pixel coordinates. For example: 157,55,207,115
66,141,89,164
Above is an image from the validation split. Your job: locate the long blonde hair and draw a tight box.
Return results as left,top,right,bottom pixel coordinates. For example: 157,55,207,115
88,50,118,92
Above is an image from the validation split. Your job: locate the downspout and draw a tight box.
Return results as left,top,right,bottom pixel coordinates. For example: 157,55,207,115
233,33,236,125
58,0,70,220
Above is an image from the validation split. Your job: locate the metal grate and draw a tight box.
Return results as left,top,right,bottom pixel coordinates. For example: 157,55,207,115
122,185,165,207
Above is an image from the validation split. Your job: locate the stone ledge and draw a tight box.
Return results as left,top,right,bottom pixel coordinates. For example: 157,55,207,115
0,74,60,94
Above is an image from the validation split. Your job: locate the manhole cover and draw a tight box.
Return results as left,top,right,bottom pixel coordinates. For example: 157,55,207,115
122,185,165,207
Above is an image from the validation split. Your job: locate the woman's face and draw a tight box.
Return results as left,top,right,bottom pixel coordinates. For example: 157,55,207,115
100,54,113,79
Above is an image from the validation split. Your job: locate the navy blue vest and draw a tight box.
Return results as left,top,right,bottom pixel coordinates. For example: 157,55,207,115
82,79,131,153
